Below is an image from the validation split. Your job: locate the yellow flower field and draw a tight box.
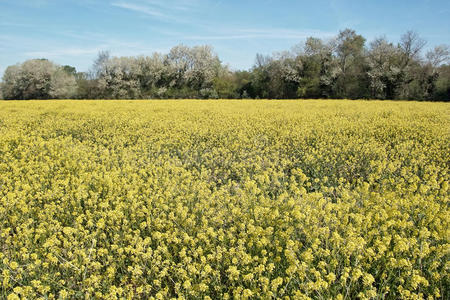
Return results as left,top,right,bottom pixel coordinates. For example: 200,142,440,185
0,100,448,299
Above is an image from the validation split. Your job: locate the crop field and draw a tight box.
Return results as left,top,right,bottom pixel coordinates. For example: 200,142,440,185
0,100,449,299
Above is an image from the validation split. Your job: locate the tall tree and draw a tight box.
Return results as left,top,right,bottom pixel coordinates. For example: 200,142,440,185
367,37,403,99
297,37,338,98
399,31,426,68
165,45,221,97
397,31,428,99
96,56,141,99
1,59,76,100
333,29,368,98
426,45,450,68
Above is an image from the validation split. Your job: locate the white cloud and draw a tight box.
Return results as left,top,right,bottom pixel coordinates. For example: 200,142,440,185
143,0,200,11
110,0,202,22
24,47,102,58
111,1,169,19
184,28,335,40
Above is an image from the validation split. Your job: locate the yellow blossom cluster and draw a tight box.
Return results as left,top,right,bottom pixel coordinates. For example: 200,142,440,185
0,100,448,299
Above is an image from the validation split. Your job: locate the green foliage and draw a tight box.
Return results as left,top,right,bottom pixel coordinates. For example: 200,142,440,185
1,30,449,101
434,65,450,101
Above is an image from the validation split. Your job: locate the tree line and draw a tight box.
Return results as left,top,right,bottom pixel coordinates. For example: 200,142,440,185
1,29,449,101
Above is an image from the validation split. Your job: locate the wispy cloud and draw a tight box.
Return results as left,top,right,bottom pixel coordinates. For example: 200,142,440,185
0,21,36,28
110,0,201,22
24,47,102,58
111,2,169,19
16,0,50,8
184,28,335,40
0,29,167,60
143,0,200,11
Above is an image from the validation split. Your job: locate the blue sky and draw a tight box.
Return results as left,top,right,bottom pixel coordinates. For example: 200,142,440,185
1,0,449,76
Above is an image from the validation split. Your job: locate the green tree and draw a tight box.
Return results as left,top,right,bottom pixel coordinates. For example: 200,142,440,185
333,29,368,98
